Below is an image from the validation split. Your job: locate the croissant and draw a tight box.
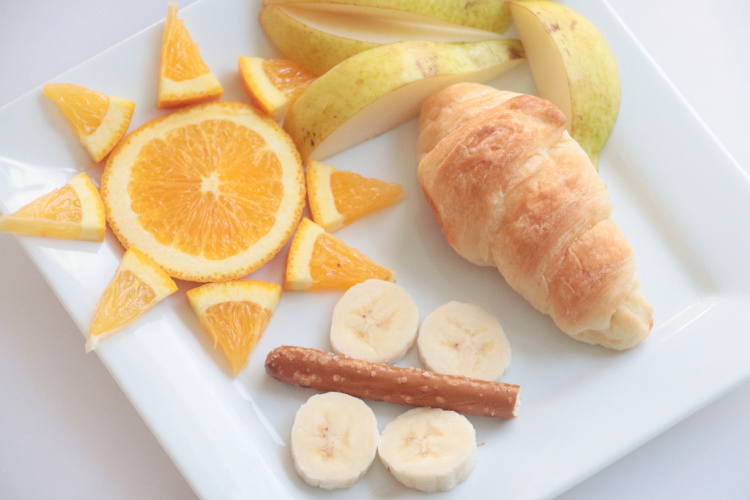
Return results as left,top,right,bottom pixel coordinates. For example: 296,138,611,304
417,83,652,350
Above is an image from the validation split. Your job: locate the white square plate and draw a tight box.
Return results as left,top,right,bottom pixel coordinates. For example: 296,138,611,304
2,0,750,498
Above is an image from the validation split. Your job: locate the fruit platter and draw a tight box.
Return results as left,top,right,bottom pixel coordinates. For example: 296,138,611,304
2,0,750,498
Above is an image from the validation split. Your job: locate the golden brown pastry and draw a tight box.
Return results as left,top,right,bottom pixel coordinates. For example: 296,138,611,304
417,83,652,350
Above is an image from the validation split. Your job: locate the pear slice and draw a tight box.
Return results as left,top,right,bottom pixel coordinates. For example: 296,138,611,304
508,0,620,169
283,39,525,161
262,0,512,35
259,2,509,75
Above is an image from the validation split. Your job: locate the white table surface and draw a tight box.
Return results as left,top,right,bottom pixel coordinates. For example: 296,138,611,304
1,1,749,498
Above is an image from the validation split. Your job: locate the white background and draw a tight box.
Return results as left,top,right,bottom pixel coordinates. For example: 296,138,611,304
1,0,749,498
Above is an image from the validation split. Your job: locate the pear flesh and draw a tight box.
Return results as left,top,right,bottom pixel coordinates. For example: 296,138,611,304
283,39,525,161
259,2,509,76
508,0,620,169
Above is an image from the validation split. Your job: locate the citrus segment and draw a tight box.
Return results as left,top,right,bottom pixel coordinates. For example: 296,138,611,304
102,101,305,282
238,57,317,121
284,217,394,291
86,248,178,352
158,2,224,109
43,83,135,163
306,160,405,232
187,280,281,375
0,172,106,241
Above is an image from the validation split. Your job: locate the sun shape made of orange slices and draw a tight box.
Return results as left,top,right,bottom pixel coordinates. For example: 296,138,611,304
102,101,306,283
87,247,178,352
43,83,135,163
158,1,223,109
187,279,281,375
0,172,105,242
238,57,317,122
306,159,405,233
284,217,394,291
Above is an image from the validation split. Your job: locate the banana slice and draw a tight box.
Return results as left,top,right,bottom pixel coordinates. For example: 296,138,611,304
378,407,477,492
290,392,379,489
330,278,418,363
417,301,511,381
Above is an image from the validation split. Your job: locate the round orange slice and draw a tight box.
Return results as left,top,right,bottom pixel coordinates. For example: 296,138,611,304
87,247,178,352
238,57,317,121
158,2,224,109
187,279,281,375
284,217,394,291
101,101,305,283
0,172,105,241
43,83,135,163
306,159,405,232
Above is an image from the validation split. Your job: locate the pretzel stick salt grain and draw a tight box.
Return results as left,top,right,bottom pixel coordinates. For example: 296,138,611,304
265,345,520,419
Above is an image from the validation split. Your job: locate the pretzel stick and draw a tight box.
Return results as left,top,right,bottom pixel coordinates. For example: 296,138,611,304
265,345,521,419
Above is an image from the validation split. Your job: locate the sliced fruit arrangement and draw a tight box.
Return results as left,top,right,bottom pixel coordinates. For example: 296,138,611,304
290,392,379,489
283,217,394,291
42,83,135,163
101,100,305,283
86,248,178,352
187,280,281,375
259,0,513,75
0,172,105,242
306,159,405,233
158,2,223,109
284,39,525,161
238,57,317,121
508,0,620,169
329,279,418,363
378,407,477,492
418,301,511,381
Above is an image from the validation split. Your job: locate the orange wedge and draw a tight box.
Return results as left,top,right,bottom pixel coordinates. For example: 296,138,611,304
238,57,317,121
158,2,223,109
284,217,394,291
87,247,178,352
43,83,135,163
187,280,281,375
306,159,405,233
102,100,305,283
0,172,105,241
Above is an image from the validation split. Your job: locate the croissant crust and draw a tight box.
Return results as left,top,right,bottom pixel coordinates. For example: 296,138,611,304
417,83,652,350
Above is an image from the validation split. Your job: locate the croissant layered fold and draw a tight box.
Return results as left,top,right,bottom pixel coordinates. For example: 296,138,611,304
417,83,652,350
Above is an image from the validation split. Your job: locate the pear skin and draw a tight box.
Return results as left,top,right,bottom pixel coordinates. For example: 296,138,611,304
508,0,620,169
283,39,525,161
